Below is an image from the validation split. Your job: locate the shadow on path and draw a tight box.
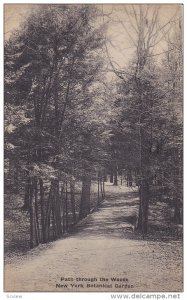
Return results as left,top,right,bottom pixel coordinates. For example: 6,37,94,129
4,183,183,293
73,184,140,239
72,183,182,242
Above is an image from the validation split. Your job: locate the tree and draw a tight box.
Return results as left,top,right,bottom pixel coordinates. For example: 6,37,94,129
106,5,183,236
5,4,106,178
5,4,110,239
159,20,183,224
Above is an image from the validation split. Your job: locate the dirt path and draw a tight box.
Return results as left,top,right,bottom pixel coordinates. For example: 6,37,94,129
5,184,183,292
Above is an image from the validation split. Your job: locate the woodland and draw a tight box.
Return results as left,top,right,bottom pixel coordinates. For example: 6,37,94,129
4,4,183,251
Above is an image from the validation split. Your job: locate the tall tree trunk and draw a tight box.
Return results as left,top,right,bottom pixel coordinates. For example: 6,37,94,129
39,178,46,242
97,175,100,205
23,176,30,210
103,180,105,198
121,171,123,185
100,177,103,199
53,47,60,138
172,148,182,225
137,186,142,230
52,195,57,240
127,170,132,187
113,168,118,186
45,183,53,241
65,181,69,232
110,173,113,183
174,197,182,224
104,171,107,182
137,179,150,237
62,185,66,233
79,174,91,219
55,180,62,237
33,177,40,245
70,180,76,224
29,178,34,248
136,110,150,237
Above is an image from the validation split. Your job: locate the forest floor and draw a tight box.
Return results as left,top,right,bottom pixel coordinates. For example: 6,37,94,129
4,183,183,292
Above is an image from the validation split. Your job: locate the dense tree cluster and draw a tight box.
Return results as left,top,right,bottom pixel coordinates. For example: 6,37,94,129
4,4,183,246
5,4,109,247
108,6,183,236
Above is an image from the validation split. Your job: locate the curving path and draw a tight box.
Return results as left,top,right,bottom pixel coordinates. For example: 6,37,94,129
5,184,183,292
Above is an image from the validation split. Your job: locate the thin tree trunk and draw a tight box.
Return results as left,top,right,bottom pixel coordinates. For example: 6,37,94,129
34,208,39,246
65,181,69,231
137,179,150,237
100,177,103,199
70,180,76,224
137,186,142,230
29,178,34,248
174,197,182,224
114,168,118,186
104,172,107,182
51,181,57,240
55,180,62,237
34,177,40,244
172,149,182,225
110,173,113,183
136,112,150,237
45,183,53,241
62,187,66,233
23,176,30,210
103,180,105,198
127,170,132,187
79,174,91,219
39,178,46,243
97,175,100,205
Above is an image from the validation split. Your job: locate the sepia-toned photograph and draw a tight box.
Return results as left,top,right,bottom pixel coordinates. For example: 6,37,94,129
4,3,183,293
